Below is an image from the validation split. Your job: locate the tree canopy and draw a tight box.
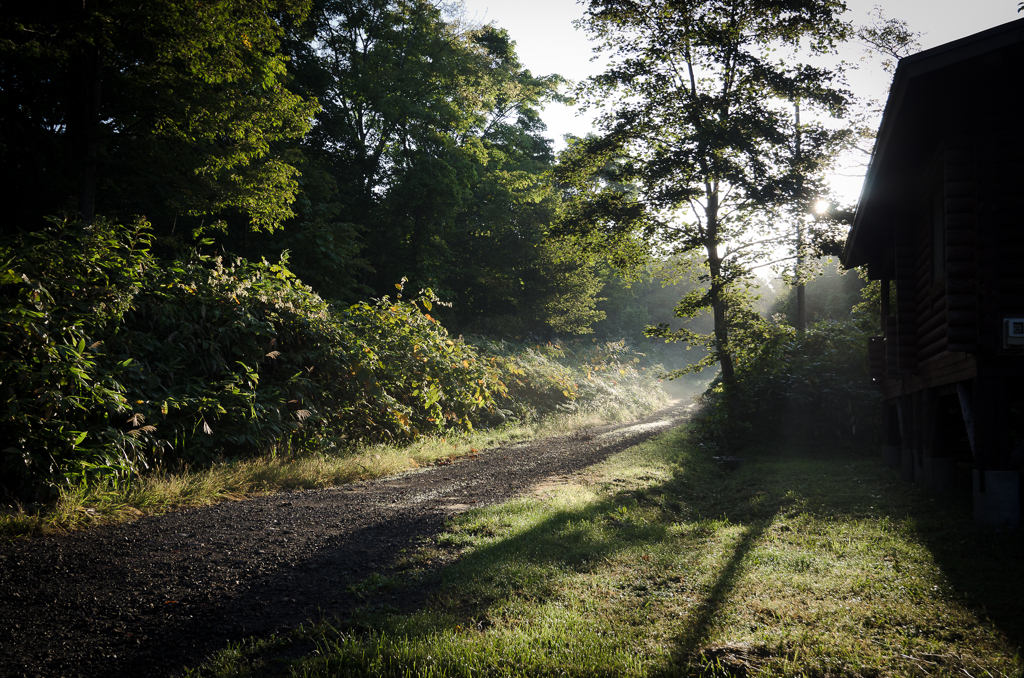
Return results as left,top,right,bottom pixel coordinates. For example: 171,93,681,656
0,0,318,232
563,0,853,399
1,0,613,337
255,0,604,333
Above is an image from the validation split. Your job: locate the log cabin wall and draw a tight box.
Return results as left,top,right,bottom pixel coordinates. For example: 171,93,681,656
894,240,919,373
893,63,1024,381
976,107,1024,338
944,107,979,353
841,18,1024,526
913,155,948,365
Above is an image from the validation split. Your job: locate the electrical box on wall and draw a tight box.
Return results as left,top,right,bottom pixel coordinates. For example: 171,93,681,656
1004,318,1024,348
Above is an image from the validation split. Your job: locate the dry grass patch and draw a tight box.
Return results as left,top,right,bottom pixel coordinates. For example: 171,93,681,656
1,396,669,538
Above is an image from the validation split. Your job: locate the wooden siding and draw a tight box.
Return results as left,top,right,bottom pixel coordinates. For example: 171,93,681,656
979,112,1024,325
894,243,918,373
914,202,947,363
944,122,978,352
881,351,977,401
864,37,1024,398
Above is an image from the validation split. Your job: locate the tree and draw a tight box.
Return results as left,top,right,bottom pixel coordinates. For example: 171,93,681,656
0,0,318,233
563,0,852,407
854,6,922,75
276,0,579,320
841,6,921,164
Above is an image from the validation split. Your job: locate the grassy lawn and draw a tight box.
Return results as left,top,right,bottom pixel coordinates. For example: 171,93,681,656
187,425,1024,677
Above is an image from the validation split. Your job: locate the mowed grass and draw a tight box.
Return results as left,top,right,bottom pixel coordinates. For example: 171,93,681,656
191,426,1024,677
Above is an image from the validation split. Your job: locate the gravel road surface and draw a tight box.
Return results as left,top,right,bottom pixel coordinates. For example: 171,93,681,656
0,402,690,678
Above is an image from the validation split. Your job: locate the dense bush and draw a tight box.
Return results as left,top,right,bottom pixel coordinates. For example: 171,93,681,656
1,219,502,498
692,318,881,449
1,218,156,495
1,219,673,500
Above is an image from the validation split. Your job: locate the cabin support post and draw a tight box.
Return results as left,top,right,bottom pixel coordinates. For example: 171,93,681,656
971,375,1019,527
900,394,915,481
912,391,925,483
917,389,932,487
882,400,902,468
922,390,956,492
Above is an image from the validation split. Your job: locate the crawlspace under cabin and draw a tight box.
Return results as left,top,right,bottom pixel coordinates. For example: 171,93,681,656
842,17,1024,527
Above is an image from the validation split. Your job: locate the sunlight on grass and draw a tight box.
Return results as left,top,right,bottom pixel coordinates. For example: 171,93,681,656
0,386,669,537
184,426,1024,677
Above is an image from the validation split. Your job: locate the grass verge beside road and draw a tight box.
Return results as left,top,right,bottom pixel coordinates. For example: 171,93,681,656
188,426,1024,677
0,392,669,538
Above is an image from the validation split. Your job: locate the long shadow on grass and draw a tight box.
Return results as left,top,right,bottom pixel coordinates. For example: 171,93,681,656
409,456,782,670
662,518,773,663
333,446,1024,674
693,445,1024,660
426,446,1024,673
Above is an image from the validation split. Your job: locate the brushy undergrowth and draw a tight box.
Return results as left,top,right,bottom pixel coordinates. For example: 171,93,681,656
474,337,667,425
0,220,669,534
694,317,882,451
183,425,1024,678
1,217,503,499
1,218,670,504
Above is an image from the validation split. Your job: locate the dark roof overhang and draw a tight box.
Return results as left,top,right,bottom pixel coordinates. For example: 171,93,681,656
842,17,1024,277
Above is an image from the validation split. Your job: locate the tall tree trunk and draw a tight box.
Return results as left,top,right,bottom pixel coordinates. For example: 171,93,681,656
704,188,735,391
794,102,805,333
705,187,738,449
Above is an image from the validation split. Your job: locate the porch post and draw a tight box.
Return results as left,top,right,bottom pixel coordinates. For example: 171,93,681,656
971,375,1019,527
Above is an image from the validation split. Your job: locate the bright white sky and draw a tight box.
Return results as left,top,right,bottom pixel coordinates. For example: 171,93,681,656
458,0,1021,205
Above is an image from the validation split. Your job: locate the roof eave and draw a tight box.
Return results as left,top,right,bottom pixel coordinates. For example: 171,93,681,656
843,17,1024,274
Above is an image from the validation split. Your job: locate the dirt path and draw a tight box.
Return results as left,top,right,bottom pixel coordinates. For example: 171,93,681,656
0,402,691,678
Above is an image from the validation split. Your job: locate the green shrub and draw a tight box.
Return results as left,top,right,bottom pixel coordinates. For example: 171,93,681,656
1,218,671,500
692,318,881,450
0,217,156,496
1,219,501,498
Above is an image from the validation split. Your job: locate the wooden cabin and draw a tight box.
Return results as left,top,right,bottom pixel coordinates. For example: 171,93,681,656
842,18,1024,527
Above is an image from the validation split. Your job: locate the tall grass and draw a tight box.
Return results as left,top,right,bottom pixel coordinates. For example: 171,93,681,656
475,338,676,426
0,338,672,537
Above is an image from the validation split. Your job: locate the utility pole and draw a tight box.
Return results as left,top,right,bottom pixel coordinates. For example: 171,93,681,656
795,101,806,334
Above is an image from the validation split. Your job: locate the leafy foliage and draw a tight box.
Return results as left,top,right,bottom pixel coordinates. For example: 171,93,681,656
2,0,613,339
279,1,562,293
567,0,854,401
0,218,158,494
0,221,501,498
262,0,610,335
1,219,672,499
0,1,702,502
692,317,881,450
0,0,318,231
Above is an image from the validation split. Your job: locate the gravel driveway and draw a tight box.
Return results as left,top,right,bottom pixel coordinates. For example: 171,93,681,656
0,402,690,678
